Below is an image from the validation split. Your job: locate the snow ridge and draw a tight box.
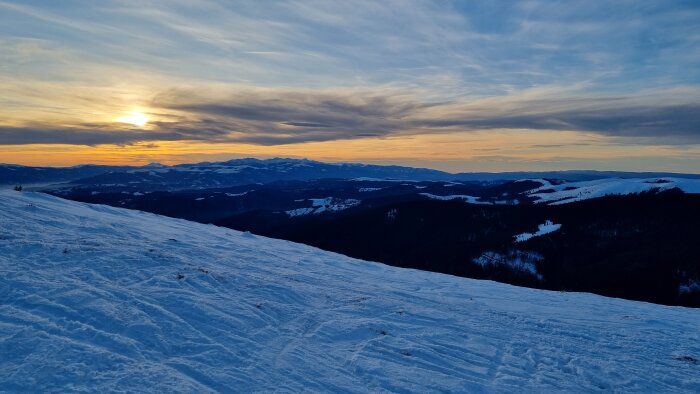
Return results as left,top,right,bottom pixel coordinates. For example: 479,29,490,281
528,177,700,205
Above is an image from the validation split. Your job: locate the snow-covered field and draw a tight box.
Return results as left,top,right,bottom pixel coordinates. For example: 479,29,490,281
528,178,700,205
514,220,562,243
419,192,489,204
1,190,699,393
286,197,360,217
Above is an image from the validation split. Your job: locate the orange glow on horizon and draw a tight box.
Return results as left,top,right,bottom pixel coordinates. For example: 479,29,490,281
2,130,699,174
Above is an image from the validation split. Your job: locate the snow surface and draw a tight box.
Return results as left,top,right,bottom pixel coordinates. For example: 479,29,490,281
514,220,562,243
225,191,249,197
286,197,360,217
351,177,421,182
528,178,700,205
516,178,553,187
1,191,700,392
419,193,491,205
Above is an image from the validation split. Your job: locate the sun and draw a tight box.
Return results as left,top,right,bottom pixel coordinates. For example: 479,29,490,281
117,112,149,127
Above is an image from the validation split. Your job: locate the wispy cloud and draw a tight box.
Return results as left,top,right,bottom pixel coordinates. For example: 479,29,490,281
0,125,185,145
4,0,697,92
0,0,699,170
2,85,698,145
149,86,700,145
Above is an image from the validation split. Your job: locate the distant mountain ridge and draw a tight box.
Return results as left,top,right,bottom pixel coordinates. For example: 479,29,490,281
0,163,134,185
2,158,700,189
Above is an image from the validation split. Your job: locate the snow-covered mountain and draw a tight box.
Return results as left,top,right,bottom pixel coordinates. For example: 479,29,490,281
525,177,700,205
68,158,457,190
0,164,134,186
1,190,699,392
5,158,700,190
1,159,453,189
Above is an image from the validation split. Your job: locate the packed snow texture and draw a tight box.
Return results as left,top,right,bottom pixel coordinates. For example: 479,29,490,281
528,178,700,205
1,191,699,392
514,220,562,243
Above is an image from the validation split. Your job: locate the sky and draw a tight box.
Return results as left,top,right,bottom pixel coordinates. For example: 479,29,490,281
1,0,699,172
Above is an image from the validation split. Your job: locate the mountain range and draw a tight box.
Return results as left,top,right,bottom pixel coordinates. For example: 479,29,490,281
4,158,700,190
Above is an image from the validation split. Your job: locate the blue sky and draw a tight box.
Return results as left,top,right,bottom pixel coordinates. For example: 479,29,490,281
1,0,699,171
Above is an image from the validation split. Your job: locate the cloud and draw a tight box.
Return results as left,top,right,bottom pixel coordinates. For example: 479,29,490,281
6,0,697,96
0,125,186,145
151,86,700,145
148,87,431,144
417,103,700,139
1,86,699,146
283,122,332,128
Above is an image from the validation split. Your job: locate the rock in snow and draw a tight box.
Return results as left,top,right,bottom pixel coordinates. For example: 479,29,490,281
0,190,699,392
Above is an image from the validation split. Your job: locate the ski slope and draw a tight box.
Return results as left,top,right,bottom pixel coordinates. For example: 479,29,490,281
1,190,699,393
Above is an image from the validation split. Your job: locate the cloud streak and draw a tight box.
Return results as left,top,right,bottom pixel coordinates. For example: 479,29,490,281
0,125,187,145
1,0,699,175
147,87,431,144
2,86,698,146
152,86,700,145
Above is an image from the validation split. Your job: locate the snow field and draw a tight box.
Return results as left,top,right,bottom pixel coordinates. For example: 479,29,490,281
1,191,699,392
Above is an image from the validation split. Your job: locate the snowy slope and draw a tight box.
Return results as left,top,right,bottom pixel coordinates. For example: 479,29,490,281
1,191,699,393
527,177,700,205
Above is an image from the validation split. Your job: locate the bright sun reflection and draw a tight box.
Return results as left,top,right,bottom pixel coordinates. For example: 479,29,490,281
117,112,149,127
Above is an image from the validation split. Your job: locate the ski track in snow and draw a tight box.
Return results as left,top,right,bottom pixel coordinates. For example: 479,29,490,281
1,191,699,393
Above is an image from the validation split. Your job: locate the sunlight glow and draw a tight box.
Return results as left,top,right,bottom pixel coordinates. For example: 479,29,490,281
117,112,149,127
